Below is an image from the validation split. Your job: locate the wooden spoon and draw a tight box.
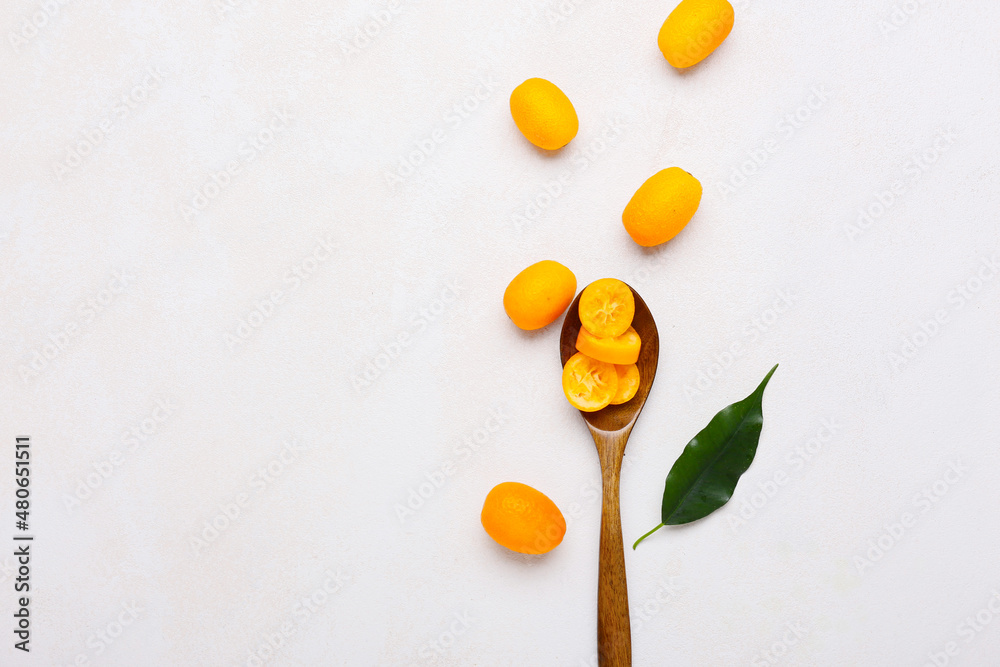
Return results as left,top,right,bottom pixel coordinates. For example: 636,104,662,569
559,284,659,667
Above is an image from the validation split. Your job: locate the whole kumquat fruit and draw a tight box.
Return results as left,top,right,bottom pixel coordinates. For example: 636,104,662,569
509,78,579,150
503,260,577,330
622,167,703,247
658,0,735,69
481,482,567,554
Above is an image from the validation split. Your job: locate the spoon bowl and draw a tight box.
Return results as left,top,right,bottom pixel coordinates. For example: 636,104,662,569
560,287,660,429
559,283,659,667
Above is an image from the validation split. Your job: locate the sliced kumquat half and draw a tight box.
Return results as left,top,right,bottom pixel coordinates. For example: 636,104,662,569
562,352,618,412
575,325,641,365
610,364,641,405
578,278,635,338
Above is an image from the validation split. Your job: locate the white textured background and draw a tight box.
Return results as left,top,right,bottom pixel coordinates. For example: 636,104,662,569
2,0,999,665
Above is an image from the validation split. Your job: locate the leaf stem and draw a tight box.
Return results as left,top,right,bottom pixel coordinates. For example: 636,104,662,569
632,523,664,550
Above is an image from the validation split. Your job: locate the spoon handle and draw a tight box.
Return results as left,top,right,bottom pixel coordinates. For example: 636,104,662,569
596,433,632,666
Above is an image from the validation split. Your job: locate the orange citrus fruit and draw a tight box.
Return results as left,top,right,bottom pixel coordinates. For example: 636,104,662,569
509,78,579,150
481,482,566,554
576,326,641,365
610,364,641,404
622,167,702,247
562,352,618,412
503,260,577,330
658,0,735,69
579,278,635,338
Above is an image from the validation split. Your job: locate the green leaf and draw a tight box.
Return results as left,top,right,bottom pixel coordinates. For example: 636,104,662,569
633,364,778,549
